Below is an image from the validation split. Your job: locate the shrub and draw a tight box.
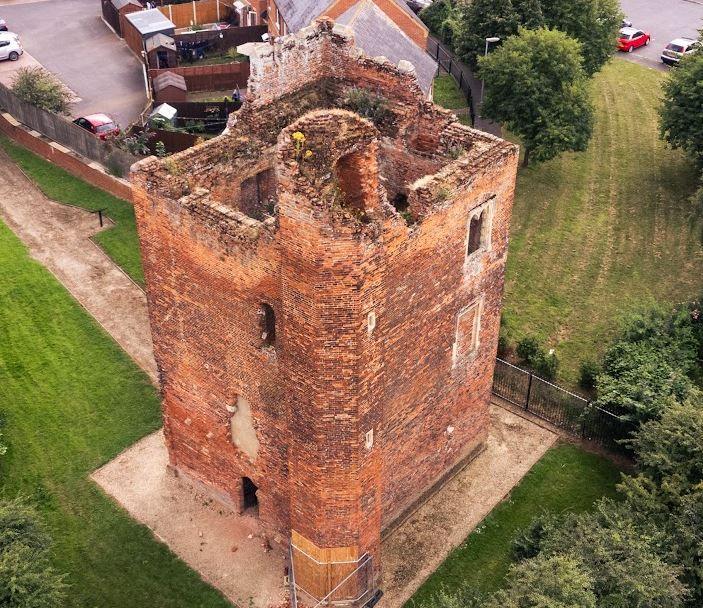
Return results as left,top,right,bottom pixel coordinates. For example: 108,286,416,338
534,349,559,380
11,67,72,115
342,88,394,127
516,335,558,379
0,498,67,607
516,335,540,363
579,359,600,391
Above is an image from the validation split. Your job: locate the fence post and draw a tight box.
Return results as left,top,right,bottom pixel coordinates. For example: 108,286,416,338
581,401,590,438
525,372,533,411
458,71,463,89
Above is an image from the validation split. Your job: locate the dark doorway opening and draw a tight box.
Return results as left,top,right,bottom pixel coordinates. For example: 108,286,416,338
242,476,259,512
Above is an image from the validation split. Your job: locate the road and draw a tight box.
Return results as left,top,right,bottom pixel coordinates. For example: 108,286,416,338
0,0,147,127
619,0,703,70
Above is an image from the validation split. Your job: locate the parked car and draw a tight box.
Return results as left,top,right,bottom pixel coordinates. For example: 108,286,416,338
73,114,120,140
0,18,7,31
661,37,700,66
617,27,651,53
0,32,22,62
621,17,633,28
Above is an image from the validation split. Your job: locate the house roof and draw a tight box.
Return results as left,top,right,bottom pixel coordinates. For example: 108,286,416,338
153,71,187,92
145,32,177,53
111,0,141,10
274,0,331,33
125,8,175,36
336,0,436,93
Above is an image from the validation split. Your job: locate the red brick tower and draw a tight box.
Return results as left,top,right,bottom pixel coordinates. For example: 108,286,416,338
131,19,518,605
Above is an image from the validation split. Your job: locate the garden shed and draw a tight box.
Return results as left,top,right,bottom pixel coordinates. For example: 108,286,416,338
101,0,141,36
123,8,176,55
153,71,187,103
146,33,178,69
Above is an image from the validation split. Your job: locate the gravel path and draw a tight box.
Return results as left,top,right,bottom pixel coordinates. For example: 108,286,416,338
0,149,157,382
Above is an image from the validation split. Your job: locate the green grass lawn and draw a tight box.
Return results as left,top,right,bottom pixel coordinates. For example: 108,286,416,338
433,74,471,125
0,219,230,607
503,59,703,383
0,136,144,286
408,443,621,605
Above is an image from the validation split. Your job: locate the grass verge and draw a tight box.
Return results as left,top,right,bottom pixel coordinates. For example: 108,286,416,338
408,443,621,605
0,219,229,607
503,59,703,383
433,74,471,125
0,136,144,286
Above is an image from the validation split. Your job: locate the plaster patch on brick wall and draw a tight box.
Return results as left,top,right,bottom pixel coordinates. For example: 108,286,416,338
230,396,260,462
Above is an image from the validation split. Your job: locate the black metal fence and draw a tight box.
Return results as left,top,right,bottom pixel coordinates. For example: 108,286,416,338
492,358,636,454
0,84,137,175
427,37,475,125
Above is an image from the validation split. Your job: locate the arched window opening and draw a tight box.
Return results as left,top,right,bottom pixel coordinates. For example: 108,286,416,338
259,303,276,347
467,210,484,255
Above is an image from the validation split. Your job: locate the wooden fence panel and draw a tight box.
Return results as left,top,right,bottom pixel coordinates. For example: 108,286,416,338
159,0,233,27
149,62,250,92
101,0,121,35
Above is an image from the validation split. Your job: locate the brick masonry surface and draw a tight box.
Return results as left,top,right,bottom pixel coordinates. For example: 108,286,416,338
131,19,518,602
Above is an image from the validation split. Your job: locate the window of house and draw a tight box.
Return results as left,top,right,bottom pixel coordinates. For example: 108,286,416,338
260,303,276,347
452,299,482,367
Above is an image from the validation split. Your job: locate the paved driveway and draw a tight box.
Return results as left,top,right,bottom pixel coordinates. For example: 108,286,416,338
619,0,703,70
0,0,147,127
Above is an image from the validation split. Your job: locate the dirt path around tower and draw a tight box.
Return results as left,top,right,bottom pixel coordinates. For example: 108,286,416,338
0,149,157,382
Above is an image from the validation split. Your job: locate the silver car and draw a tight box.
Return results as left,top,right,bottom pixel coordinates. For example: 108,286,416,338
0,32,22,62
661,37,700,66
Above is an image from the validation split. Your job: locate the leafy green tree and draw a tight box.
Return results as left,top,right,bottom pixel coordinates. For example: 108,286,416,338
627,397,703,490
488,555,597,608
419,0,454,44
537,500,688,608
540,0,622,75
10,67,72,115
0,499,67,608
660,52,703,167
453,0,519,67
594,343,696,423
479,27,594,166
513,0,545,29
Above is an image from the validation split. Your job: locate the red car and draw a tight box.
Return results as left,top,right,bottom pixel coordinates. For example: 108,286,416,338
617,27,651,53
73,114,120,140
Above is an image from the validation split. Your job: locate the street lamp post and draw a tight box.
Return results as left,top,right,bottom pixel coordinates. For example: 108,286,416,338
480,36,501,108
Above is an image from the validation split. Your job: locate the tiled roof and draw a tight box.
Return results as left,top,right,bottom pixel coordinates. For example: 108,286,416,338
336,0,436,93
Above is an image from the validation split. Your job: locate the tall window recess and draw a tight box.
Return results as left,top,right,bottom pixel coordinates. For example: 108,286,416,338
452,298,483,368
259,303,276,348
466,196,496,258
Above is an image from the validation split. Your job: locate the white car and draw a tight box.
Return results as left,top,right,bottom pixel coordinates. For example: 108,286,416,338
0,31,22,62
661,37,699,66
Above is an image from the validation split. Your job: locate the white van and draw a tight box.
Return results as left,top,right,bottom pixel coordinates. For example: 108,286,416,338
0,32,22,62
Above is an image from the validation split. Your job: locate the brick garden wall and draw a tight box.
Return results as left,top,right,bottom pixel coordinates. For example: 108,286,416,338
0,112,132,201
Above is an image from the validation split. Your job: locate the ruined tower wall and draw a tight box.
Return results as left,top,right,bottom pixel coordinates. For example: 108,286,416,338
132,174,290,535
375,147,519,527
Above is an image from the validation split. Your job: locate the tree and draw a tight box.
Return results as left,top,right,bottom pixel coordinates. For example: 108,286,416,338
537,500,688,608
513,0,545,29
452,0,520,68
419,0,454,44
0,499,67,608
541,0,622,76
10,67,72,115
660,51,703,167
478,27,594,167
488,555,597,608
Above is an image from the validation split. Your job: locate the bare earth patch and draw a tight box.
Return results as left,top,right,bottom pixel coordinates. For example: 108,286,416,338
0,149,156,381
380,404,557,608
93,406,554,608
92,430,288,608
